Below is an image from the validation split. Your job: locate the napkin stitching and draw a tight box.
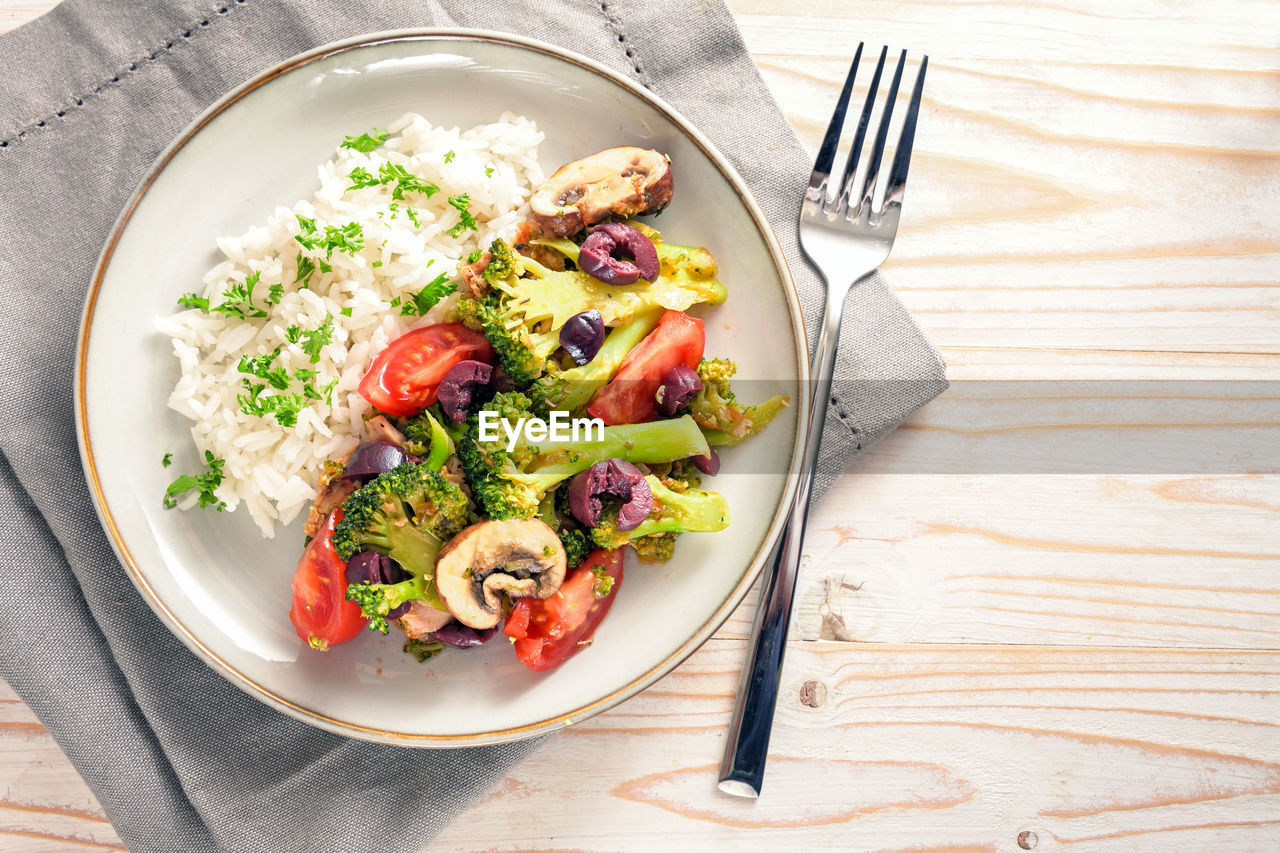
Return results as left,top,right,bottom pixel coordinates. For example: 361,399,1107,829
597,2,650,87
829,395,862,442
0,0,250,150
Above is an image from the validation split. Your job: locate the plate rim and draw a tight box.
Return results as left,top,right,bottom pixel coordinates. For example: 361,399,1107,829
75,27,811,746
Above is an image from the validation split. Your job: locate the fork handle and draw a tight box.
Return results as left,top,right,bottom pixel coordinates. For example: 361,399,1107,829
716,275,851,798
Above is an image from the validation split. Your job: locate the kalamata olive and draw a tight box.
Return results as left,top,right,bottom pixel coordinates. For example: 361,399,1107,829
655,364,703,416
433,623,499,648
342,441,409,481
568,458,653,530
560,309,606,365
345,551,407,586
437,359,493,423
345,552,411,619
691,448,720,476
578,223,660,285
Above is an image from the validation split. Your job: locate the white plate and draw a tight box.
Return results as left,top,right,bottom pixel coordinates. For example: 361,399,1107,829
77,30,807,746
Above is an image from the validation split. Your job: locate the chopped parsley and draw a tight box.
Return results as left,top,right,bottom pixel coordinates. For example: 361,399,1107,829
340,127,391,152
177,292,209,311
466,249,482,264
340,306,353,317
295,216,364,258
161,452,173,468
443,150,455,163
400,273,455,317
445,194,477,238
378,162,440,201
295,253,317,287
163,450,227,510
210,271,268,319
237,381,308,428
591,564,615,598
404,207,421,227
266,283,284,306
371,261,382,268
484,166,494,177
346,166,382,191
298,315,334,363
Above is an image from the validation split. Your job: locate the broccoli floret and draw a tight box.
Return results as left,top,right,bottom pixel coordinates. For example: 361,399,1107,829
559,527,593,569
528,307,663,415
589,475,729,556
482,237,524,284
335,462,469,631
458,236,726,388
403,637,445,662
457,391,712,520
402,408,453,468
689,358,790,446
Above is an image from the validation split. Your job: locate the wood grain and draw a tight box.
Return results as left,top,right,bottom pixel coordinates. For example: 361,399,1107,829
2,0,1279,850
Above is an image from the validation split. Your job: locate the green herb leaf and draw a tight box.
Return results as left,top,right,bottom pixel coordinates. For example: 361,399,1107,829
163,450,227,511
340,127,391,153
211,271,268,319
295,253,317,287
484,166,494,177
443,150,455,163
445,194,478,238
340,306,353,317
466,249,482,264
399,273,454,317
346,166,382,191
298,315,334,363
161,452,173,468
177,292,209,311
377,162,440,201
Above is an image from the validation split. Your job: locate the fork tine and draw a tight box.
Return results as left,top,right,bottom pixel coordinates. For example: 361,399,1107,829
883,55,928,208
808,43,863,199
836,45,888,211
853,49,907,217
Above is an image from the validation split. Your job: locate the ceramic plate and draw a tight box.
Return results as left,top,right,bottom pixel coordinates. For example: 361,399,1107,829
77,30,807,746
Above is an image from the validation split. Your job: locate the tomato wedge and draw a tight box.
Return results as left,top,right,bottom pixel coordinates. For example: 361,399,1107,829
358,322,493,417
503,549,624,672
288,509,366,651
587,310,704,425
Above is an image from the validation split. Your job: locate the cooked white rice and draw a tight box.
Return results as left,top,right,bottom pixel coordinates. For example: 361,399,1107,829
158,112,544,537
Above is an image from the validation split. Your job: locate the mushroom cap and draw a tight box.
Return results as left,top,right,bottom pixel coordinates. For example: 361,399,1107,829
434,519,568,630
530,147,673,237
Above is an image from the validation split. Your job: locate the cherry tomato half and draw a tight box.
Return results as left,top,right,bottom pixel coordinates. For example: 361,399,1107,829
503,549,624,672
587,310,704,425
288,509,366,651
358,323,493,417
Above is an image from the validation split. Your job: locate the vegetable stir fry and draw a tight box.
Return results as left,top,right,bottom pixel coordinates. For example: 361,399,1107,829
289,147,789,672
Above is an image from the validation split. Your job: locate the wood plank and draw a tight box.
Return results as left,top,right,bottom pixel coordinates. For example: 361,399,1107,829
429,643,1280,851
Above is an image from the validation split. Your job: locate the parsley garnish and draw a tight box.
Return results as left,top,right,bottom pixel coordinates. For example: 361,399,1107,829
485,166,494,177
237,347,289,389
295,216,364,258
404,207,421,227
400,273,454,317
211,271,268,319
237,380,308,428
346,166,382,191
378,162,440,201
298,315,334,363
466,249,482,264
161,452,173,468
340,127,391,153
295,253,317,287
443,150,455,163
591,564,615,598
340,306,353,317
445,194,477,238
163,450,227,510
177,293,209,311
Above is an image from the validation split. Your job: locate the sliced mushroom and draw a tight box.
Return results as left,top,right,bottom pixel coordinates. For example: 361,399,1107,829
435,519,567,629
365,414,408,448
530,147,673,237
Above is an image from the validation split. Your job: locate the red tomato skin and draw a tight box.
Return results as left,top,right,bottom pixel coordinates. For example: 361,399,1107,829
288,509,366,650
587,310,704,425
503,549,624,672
357,323,493,417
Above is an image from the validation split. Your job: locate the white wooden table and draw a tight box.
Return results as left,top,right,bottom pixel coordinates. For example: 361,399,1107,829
4,1,1278,849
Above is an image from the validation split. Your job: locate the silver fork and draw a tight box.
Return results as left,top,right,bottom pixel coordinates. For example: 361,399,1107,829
718,44,928,799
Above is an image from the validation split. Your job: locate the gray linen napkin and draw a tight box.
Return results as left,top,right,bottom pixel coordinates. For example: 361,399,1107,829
0,1,946,850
